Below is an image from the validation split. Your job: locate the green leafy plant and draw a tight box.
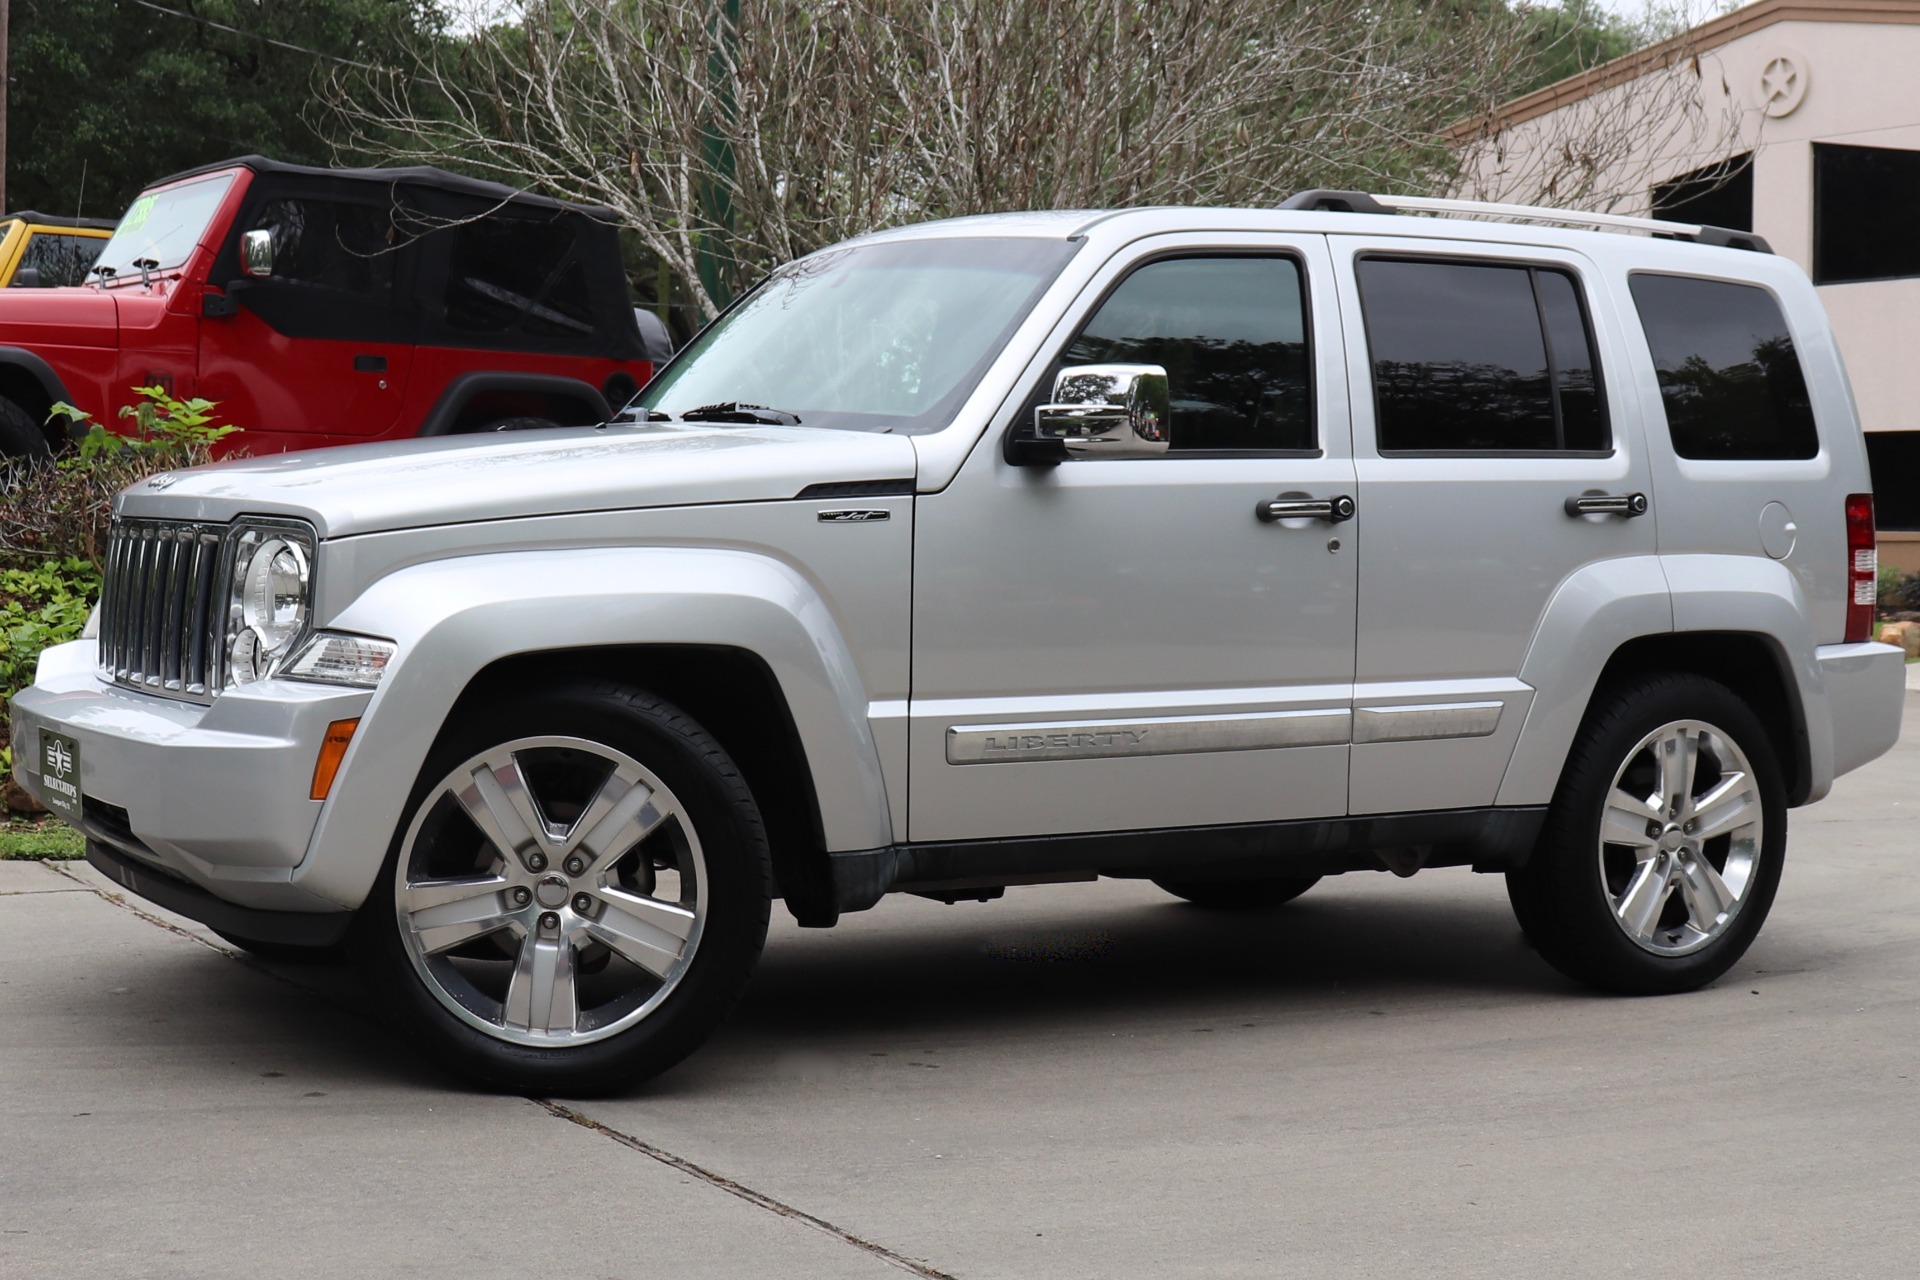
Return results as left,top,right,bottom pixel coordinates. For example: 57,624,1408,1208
52,383,242,461
1879,564,1920,614
1,386,241,809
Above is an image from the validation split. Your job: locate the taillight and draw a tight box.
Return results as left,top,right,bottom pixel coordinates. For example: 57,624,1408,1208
1845,493,1876,644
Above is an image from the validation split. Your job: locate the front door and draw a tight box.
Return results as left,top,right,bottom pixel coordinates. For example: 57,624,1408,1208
908,235,1358,843
1330,238,1659,814
198,190,414,448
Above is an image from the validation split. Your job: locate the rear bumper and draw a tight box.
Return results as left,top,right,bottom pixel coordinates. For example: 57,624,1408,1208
10,637,369,915
1816,640,1907,781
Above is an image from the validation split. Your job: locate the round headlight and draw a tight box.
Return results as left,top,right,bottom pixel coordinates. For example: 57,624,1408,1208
241,538,308,649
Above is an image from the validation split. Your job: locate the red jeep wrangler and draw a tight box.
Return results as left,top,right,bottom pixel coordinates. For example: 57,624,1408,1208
0,156,666,458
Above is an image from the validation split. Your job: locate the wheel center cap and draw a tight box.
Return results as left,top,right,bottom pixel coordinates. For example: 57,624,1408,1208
534,875,571,908
1659,827,1686,853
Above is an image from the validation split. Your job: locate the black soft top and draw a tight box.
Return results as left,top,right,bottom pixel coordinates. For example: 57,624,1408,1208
150,154,621,223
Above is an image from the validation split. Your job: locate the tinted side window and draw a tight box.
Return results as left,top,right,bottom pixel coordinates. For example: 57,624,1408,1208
1628,274,1818,461
1357,258,1608,452
250,199,397,300
1065,256,1311,451
16,232,103,288
445,217,594,339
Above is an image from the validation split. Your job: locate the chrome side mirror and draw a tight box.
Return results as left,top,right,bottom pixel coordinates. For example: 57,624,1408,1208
1034,364,1171,458
240,229,274,278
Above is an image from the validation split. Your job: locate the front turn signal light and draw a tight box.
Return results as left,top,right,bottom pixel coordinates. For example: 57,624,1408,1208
310,718,361,801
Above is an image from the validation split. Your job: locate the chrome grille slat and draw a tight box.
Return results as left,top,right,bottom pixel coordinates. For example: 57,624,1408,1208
99,518,226,704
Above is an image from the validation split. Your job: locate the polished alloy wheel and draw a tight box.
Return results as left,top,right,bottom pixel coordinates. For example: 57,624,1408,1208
394,735,707,1047
1596,719,1763,957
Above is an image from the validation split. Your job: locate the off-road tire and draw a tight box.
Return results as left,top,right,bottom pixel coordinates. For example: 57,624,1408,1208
0,396,51,461
1507,672,1787,995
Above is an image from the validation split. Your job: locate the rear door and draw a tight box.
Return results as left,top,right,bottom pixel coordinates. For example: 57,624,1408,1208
1331,238,1658,813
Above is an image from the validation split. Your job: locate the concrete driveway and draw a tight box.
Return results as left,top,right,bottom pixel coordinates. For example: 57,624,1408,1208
4,691,1916,1279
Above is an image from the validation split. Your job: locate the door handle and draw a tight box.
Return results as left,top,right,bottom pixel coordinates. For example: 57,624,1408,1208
1564,492,1648,518
1257,494,1356,524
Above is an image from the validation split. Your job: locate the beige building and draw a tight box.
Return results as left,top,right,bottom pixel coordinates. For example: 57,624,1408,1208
1470,0,1920,570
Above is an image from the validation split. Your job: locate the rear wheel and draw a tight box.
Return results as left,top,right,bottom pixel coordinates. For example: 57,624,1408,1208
1507,673,1785,994
1151,874,1321,909
352,683,772,1093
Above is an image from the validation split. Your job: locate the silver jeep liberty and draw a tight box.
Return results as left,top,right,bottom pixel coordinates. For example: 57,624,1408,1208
13,192,1907,1091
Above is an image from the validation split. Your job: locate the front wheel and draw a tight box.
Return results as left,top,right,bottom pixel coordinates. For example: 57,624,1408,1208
1507,673,1786,995
351,683,772,1093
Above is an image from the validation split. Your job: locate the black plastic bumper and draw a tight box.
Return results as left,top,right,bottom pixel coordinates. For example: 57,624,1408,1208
84,839,353,948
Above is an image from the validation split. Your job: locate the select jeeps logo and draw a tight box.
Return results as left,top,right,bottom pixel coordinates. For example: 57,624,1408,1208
983,728,1149,754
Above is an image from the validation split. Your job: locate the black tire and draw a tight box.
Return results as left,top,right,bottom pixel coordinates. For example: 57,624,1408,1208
0,396,50,460
350,682,772,1094
211,929,346,965
1507,672,1787,995
1151,874,1321,909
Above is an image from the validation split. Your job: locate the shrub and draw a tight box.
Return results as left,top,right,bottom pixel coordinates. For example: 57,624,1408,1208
1880,564,1920,614
0,387,241,805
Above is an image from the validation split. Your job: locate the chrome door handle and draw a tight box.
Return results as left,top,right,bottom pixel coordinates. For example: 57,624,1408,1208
1258,494,1355,524
1564,492,1648,518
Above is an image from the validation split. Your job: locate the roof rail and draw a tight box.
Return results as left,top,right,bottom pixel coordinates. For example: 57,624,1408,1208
1277,188,1772,254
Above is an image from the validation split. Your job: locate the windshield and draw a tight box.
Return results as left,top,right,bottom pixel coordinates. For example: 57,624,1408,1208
638,236,1079,433
92,173,235,278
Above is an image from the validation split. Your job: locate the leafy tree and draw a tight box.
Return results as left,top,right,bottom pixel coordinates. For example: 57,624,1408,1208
8,0,442,220
1512,0,1643,92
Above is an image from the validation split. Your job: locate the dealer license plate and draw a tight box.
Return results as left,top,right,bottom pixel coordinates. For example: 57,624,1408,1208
37,731,82,822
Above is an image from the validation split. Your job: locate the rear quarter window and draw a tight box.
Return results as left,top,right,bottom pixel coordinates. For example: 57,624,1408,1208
1628,273,1819,460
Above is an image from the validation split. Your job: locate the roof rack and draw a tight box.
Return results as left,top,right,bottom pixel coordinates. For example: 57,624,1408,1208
1276,189,1772,254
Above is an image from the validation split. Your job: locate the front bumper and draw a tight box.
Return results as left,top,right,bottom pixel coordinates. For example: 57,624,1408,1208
10,637,370,915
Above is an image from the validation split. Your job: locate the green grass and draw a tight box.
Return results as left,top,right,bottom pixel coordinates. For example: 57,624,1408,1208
0,819,85,860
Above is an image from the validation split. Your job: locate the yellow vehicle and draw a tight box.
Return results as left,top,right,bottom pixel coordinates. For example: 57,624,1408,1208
0,213,115,288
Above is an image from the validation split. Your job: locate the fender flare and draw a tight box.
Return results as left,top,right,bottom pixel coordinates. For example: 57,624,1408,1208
0,347,77,437
290,545,893,910
1496,555,1673,807
1496,552,1829,807
414,371,612,436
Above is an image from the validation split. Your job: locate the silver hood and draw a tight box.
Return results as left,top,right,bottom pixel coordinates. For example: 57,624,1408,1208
112,424,921,538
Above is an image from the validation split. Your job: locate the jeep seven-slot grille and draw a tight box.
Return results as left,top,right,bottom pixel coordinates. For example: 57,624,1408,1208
98,518,225,701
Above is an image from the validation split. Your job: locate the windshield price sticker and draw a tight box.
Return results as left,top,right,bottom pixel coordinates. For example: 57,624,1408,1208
37,731,82,822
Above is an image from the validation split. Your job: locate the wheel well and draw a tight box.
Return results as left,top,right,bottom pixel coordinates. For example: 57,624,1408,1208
0,364,57,445
447,645,834,922
444,388,603,433
1593,632,1812,806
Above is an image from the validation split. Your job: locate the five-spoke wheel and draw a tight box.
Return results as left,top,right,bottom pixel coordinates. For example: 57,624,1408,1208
354,683,771,1093
1508,673,1785,994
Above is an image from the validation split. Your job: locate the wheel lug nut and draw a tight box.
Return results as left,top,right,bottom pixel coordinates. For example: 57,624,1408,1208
526,852,548,873
1646,821,1662,839
564,856,586,876
1683,820,1696,834
572,893,593,913
539,911,560,931
511,887,532,907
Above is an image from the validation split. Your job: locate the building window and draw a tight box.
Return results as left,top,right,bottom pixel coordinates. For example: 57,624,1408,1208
1866,432,1920,530
1652,155,1752,233
1628,273,1818,461
1814,143,1920,285
1356,257,1608,453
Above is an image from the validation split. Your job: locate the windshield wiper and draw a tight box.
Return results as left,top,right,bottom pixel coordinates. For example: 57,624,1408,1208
677,402,802,426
